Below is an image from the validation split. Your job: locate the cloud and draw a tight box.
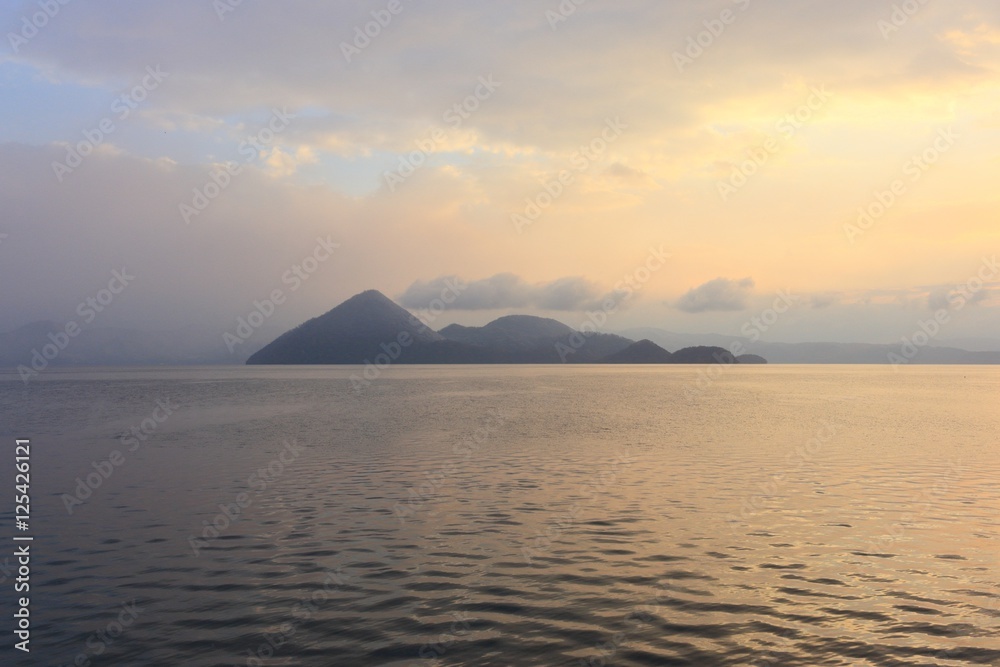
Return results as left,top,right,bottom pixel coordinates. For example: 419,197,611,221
675,277,755,313
929,286,991,310
400,273,529,310
928,290,952,311
535,276,604,310
398,274,616,311
603,162,658,189
809,293,841,309
263,146,318,178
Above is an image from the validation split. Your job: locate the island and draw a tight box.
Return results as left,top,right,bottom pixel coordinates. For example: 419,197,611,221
246,290,766,365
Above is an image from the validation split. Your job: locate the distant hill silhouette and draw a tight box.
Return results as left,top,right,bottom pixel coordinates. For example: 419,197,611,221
440,315,631,363
620,327,1000,365
247,290,489,364
0,320,240,367
736,354,767,364
670,346,738,364
600,339,673,363
245,291,761,366
441,315,573,347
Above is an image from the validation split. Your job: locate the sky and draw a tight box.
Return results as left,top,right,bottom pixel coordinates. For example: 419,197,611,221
1,0,998,346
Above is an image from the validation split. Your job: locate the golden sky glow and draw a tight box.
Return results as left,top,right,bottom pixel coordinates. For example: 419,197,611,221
1,0,998,343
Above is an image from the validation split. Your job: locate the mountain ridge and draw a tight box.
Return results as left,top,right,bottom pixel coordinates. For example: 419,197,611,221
246,290,750,365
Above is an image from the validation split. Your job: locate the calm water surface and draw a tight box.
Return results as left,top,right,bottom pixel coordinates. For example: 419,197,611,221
0,365,997,666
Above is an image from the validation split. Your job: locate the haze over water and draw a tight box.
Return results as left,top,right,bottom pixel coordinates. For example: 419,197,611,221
1,365,997,665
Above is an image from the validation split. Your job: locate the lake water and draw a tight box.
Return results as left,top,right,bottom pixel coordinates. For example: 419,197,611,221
0,365,997,666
